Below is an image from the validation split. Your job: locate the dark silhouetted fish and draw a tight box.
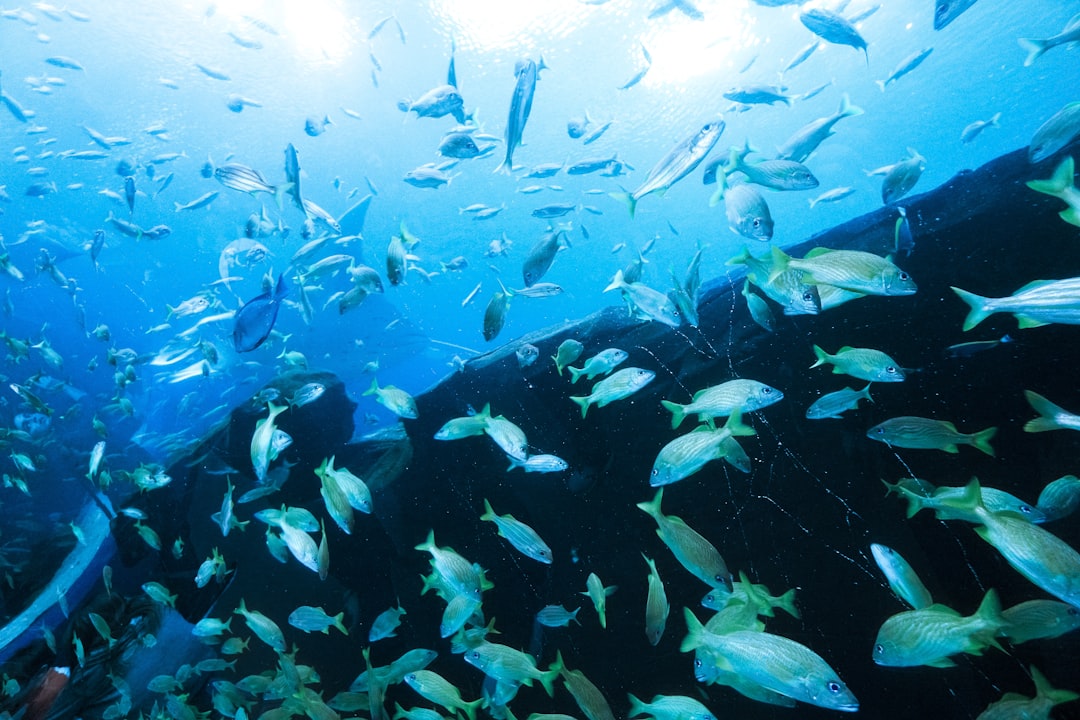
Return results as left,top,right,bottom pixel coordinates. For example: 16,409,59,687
234,274,288,352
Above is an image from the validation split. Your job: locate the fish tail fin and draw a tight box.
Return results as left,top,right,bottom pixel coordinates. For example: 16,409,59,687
333,612,348,635
539,663,560,697
988,111,1001,128
723,407,756,438
569,395,590,418
708,177,725,207
567,366,584,384
635,488,664,519
1031,666,1080,706
1018,37,1048,67
363,378,379,396
609,190,637,218
838,92,863,118
660,400,686,429
1023,390,1070,432
274,182,293,212
173,201,183,212
810,344,830,369
974,588,1006,636
494,155,514,175
725,245,752,267
462,698,482,720
949,286,995,331
775,588,800,619
971,426,997,456
627,694,647,719
766,245,790,283
480,498,496,521
1026,156,1075,199
679,607,706,652
413,529,436,553
860,383,874,403
396,99,410,112
1059,207,1080,227
603,269,625,293
940,477,986,517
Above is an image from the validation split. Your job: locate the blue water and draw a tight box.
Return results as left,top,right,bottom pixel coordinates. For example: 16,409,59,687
2,0,1079,715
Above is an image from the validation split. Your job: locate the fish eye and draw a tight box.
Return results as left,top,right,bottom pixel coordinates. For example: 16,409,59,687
694,659,703,668
651,468,659,476
885,366,897,374
470,651,480,659
1069,608,1079,616
802,291,815,302
752,219,761,228
899,272,910,280
827,681,842,694
874,643,884,654
1019,505,1033,514
762,387,772,394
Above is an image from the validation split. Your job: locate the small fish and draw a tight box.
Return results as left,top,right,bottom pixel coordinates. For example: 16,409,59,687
45,56,84,70
195,63,231,80
777,94,863,164
944,334,1013,358
480,498,552,563
516,343,539,368
812,345,904,383
173,190,219,211
305,115,332,137
800,8,868,63
1036,474,1080,523
288,605,348,634
568,348,628,384
582,572,616,629
235,598,286,651
483,288,510,341
570,368,655,418
876,48,933,91
960,111,1000,144
894,206,915,256
868,416,996,455
496,57,547,173
1029,102,1080,163
537,605,581,627
870,543,933,610
805,384,873,420
364,378,418,419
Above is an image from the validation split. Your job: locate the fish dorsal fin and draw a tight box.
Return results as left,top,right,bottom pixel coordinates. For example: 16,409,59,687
1016,279,1055,293
837,345,855,353
925,603,961,617
803,246,834,259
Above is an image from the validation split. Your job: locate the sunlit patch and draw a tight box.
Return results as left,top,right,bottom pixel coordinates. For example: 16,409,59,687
211,0,353,65
431,0,581,54
639,0,758,87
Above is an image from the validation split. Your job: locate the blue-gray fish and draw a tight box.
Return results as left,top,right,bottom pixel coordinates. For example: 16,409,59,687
1037,475,1080,523
867,416,996,455
952,276,1080,330
284,143,304,212
496,58,546,174
613,119,724,218
724,182,773,241
876,48,933,91
233,273,288,352
777,94,863,163
398,85,466,123
800,8,868,63
1029,102,1080,163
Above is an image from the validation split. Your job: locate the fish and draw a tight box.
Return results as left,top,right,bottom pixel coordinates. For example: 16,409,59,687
195,63,231,80
305,115,332,136
726,151,818,191
723,182,773,240
960,112,1000,144
661,379,783,429
568,112,592,138
235,598,285,651
173,191,218,212
1001,600,1080,643
893,206,915,256
727,246,821,316
582,120,613,145
650,412,756,486
723,85,796,106
872,589,1005,667
233,273,288,352
649,0,704,20
613,119,724,218
404,670,482,720
496,57,546,173
876,148,927,204
568,348,628,384
781,41,821,76
1036,475,1080,523
438,132,481,159
516,343,539,368
522,230,566,286
45,56,84,70
283,143,304,213
812,345,904,382
604,270,682,327
1019,13,1080,66
637,489,732,590
288,605,347,635
1027,155,1080,227
628,694,713,720
870,544,933,610
531,203,577,218
979,666,1078,718
777,94,863,163
773,246,917,296
876,48,933,91
683,611,858,711
933,0,979,29
951,276,1080,330
537,605,581,627
583,572,616,629
800,8,868,63
215,163,278,196
404,164,453,189
558,654,616,720
1023,390,1080,433
364,379,418,419
483,288,510,341
1029,102,1080,163
884,477,1046,524
867,416,996,455
552,339,584,375
480,499,552,563
570,367,655,418
741,279,775,332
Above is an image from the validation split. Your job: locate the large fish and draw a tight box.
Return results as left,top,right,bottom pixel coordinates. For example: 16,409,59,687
233,273,288,352
496,58,547,174
613,119,724,218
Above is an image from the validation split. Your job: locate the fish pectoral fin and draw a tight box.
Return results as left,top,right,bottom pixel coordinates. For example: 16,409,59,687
926,657,957,669
1015,314,1050,329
